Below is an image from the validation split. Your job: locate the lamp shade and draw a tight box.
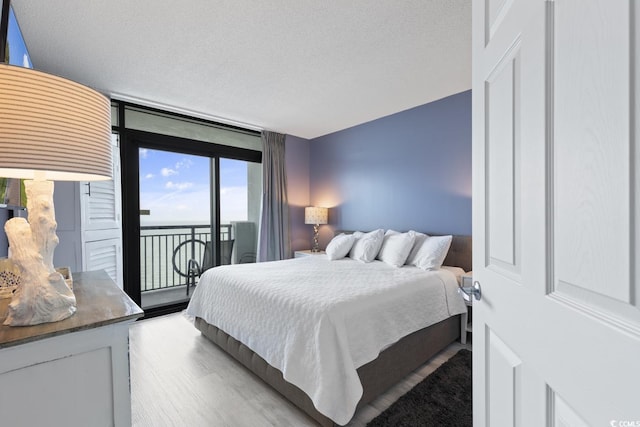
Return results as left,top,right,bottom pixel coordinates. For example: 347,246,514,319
0,64,112,181
305,206,328,225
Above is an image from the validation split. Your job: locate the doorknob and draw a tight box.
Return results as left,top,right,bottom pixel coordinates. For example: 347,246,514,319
458,281,482,302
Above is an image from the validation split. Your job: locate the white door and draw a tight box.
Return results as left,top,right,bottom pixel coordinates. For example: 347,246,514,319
473,1,640,426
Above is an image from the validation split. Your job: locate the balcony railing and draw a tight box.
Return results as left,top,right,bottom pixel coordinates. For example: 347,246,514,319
140,224,232,292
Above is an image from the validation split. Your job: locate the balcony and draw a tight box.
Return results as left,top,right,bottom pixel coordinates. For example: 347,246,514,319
140,222,256,308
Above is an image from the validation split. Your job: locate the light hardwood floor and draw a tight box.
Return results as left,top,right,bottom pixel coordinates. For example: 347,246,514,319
130,313,471,427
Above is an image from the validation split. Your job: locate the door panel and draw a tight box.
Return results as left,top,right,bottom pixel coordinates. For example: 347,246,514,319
551,389,590,427
473,1,640,426
552,0,637,313
485,39,521,278
485,0,516,46
486,328,522,427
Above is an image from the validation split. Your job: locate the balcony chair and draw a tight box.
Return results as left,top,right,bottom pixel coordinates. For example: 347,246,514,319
172,238,234,296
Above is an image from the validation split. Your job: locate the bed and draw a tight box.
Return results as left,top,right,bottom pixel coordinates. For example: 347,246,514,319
186,234,472,426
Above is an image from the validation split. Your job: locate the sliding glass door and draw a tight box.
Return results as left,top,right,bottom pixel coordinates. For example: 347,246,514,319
220,158,262,264
117,106,262,316
130,144,262,311
138,148,213,309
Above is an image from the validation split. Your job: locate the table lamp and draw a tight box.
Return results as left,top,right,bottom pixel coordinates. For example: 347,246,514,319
304,206,328,252
0,64,112,326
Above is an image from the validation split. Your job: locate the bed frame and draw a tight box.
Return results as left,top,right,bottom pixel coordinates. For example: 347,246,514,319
195,234,472,426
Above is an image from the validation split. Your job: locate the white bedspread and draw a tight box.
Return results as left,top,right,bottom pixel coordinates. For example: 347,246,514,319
185,256,467,425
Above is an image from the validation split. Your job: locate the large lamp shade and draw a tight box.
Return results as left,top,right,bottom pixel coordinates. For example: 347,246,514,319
0,64,112,181
304,207,328,225
0,64,112,326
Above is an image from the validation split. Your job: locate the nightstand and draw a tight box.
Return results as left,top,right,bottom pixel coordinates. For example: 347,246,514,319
294,250,326,258
460,272,473,344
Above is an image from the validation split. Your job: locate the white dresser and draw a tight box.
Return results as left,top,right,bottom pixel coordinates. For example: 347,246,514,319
0,271,143,427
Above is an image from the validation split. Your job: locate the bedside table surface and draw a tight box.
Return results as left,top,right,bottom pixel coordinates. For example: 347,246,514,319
294,250,326,258
461,273,473,305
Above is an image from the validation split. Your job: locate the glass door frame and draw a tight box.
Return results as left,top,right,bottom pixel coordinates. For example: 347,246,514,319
120,128,261,318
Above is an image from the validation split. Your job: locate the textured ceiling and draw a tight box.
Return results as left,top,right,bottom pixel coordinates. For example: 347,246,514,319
11,0,470,139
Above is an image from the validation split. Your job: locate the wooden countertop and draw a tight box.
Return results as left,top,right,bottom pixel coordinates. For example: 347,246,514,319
0,270,143,349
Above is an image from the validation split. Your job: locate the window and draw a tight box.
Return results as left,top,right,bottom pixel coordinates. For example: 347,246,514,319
113,102,262,315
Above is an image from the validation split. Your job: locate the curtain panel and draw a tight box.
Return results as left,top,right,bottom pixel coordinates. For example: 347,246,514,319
257,131,291,261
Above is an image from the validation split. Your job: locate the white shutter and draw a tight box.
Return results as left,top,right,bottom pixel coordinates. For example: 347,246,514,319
84,238,123,289
81,134,122,232
80,134,123,288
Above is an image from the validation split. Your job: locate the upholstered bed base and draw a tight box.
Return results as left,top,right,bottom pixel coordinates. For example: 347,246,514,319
195,314,462,426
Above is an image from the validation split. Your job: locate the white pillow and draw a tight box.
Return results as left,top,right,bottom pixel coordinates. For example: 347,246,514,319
406,234,453,270
377,230,416,267
405,232,429,265
349,229,385,262
325,233,356,260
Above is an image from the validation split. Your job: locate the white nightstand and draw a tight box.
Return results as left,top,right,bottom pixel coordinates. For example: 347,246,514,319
294,250,326,258
460,272,473,344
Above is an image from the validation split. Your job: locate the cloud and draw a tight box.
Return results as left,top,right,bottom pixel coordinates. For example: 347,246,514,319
165,181,193,191
161,167,177,177
145,173,154,179
139,148,149,159
175,158,193,170
22,54,31,68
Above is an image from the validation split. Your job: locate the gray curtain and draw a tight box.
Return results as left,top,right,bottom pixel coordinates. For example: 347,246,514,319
257,131,291,261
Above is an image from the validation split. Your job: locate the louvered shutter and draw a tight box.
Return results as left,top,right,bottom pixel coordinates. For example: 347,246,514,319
81,134,123,288
84,238,122,286
81,135,121,231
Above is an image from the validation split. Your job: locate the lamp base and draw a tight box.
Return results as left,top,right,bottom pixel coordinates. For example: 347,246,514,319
3,180,76,326
311,224,320,252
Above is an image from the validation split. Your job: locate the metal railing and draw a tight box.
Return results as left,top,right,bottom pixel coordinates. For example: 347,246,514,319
140,224,232,292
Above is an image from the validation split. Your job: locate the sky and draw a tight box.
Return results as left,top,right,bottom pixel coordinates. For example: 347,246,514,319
7,6,33,68
139,148,249,226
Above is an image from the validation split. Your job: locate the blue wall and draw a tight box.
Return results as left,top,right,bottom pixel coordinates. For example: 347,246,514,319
309,90,471,245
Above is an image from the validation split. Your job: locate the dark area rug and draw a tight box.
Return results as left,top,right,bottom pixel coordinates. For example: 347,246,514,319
367,349,472,427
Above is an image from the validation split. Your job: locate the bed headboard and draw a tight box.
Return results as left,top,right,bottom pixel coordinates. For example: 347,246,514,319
334,231,473,272
442,235,472,273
